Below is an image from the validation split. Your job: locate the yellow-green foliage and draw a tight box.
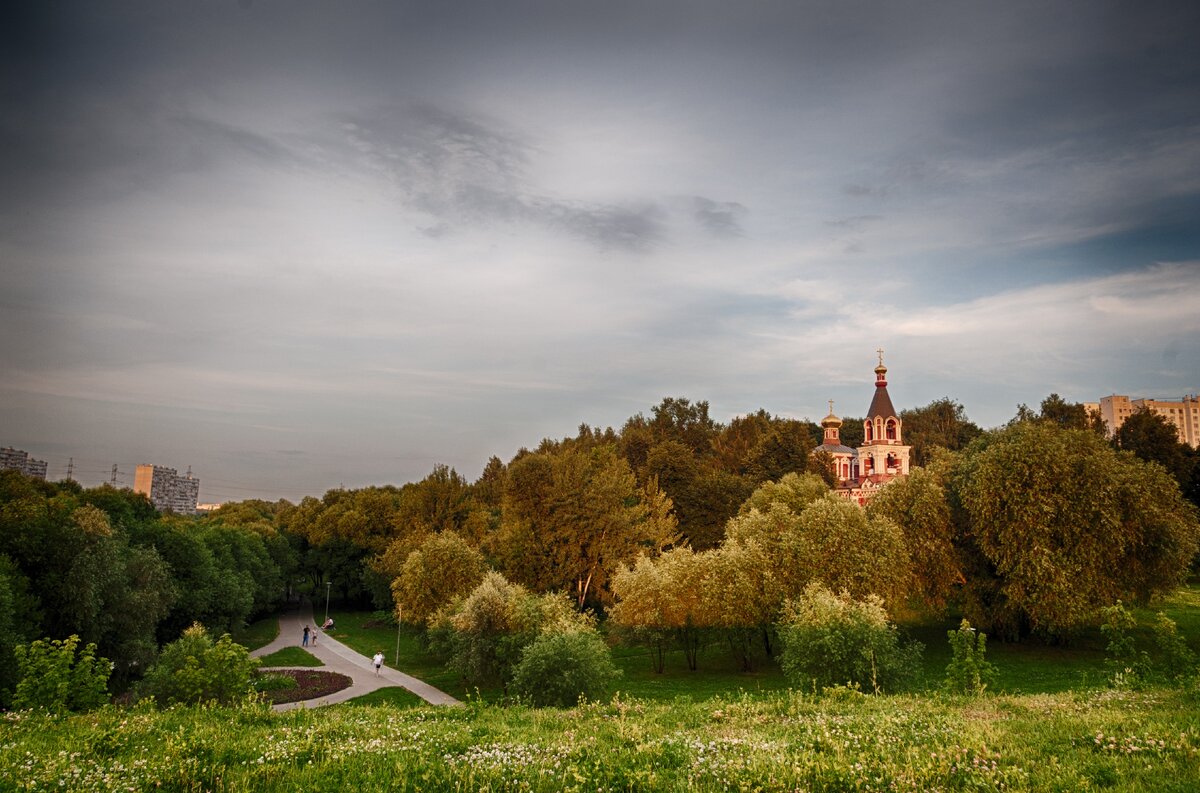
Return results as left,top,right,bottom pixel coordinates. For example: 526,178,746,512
390,530,487,626
777,583,922,693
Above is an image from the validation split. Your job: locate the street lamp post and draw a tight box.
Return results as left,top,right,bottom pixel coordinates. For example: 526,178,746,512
400,607,410,667
324,580,331,624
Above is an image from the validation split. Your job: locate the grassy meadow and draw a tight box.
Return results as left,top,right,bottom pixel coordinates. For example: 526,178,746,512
3,685,1198,791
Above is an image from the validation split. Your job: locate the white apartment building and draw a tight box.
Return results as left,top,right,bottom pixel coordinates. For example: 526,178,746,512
1098,394,1200,448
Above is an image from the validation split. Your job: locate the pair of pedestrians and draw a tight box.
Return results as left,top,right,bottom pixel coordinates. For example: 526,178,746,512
301,624,320,647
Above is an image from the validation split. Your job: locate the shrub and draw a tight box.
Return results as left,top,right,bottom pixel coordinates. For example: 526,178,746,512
510,629,620,707
138,623,258,706
777,583,922,693
944,619,996,695
443,572,597,688
12,635,111,713
1150,611,1197,683
1099,601,1148,686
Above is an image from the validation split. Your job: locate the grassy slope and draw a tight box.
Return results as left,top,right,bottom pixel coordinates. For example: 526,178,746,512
6,687,1198,791
257,646,323,668
231,616,279,652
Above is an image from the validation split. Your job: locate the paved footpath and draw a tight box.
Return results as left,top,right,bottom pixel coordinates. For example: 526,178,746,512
251,604,460,711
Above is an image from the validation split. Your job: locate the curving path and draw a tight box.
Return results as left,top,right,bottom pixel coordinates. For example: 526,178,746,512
251,604,460,711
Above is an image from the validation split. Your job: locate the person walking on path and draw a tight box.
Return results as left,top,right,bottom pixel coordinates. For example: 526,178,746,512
372,651,384,675
302,625,310,647
252,604,460,708
311,627,319,646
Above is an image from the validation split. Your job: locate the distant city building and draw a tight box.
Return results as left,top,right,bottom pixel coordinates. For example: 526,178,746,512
133,464,200,514
1,447,48,480
196,503,224,513
1098,394,1200,448
814,352,911,505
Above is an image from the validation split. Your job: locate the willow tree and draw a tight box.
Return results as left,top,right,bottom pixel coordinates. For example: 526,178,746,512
866,461,961,610
953,422,1200,639
610,546,710,672
391,530,488,626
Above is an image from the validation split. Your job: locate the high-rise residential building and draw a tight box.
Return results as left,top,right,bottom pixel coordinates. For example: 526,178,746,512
1098,394,1200,448
133,464,200,514
1,447,48,480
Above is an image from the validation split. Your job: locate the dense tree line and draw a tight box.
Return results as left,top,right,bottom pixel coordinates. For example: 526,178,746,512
0,472,294,704
4,390,1197,706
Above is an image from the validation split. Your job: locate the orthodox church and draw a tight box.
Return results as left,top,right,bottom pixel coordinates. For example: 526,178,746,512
814,351,911,505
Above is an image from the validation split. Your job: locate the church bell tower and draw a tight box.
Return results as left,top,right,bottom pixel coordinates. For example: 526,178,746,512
858,349,910,482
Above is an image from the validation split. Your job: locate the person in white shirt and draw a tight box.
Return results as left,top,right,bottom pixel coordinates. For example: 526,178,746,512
372,651,384,675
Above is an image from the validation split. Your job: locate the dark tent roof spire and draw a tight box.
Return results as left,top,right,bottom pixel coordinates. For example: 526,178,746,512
866,349,897,419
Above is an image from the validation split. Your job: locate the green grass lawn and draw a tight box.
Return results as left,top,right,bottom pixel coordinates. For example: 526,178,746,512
343,687,428,708
1135,583,1200,648
257,645,323,667
232,616,279,651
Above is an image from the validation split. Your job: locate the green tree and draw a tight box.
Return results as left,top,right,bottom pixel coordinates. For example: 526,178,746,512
391,531,488,626
439,572,594,688
650,397,718,457
866,463,960,610
953,423,1200,639
727,496,912,609
393,465,475,537
1115,408,1195,498
0,556,40,705
496,445,679,606
713,410,774,475
900,398,983,467
1099,601,1148,684
702,535,776,671
1013,393,1105,434
749,419,818,484
837,416,865,450
610,547,711,672
644,440,746,550
738,472,828,517
108,544,176,686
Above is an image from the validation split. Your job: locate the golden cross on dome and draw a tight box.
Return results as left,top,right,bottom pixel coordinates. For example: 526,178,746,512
828,399,834,414
876,347,885,366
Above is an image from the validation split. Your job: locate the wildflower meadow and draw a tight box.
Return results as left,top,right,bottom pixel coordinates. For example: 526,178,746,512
3,684,1198,791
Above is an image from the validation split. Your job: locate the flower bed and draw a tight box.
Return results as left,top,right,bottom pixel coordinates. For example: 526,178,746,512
264,669,353,704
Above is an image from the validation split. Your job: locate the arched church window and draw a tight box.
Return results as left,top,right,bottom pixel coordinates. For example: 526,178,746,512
886,419,897,440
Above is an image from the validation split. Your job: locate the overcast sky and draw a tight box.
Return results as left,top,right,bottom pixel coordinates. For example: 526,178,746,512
2,1,1198,503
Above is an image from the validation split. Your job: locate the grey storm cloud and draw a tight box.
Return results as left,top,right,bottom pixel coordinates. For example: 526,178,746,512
2,1,1199,501
686,197,746,238
299,103,670,252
